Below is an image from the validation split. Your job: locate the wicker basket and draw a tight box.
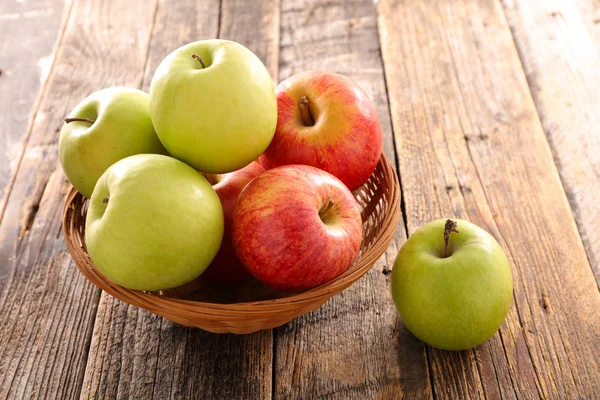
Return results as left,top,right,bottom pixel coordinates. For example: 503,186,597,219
62,154,401,333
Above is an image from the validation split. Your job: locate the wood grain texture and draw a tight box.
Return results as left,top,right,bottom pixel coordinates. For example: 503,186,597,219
501,0,600,284
0,0,68,218
82,295,273,399
378,0,600,398
220,0,280,84
80,0,280,398
0,0,159,398
274,1,431,398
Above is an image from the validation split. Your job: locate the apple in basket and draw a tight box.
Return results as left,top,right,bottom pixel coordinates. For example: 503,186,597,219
149,39,277,174
259,71,382,191
85,154,224,291
201,161,265,282
232,164,363,292
58,87,167,198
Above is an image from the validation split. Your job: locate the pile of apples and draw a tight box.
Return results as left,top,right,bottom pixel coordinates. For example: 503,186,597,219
59,39,383,294
60,39,516,352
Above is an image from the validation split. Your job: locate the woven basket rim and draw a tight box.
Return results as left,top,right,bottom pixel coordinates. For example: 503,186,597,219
62,154,401,315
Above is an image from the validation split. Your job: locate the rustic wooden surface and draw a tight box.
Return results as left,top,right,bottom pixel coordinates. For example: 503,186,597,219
0,0,67,213
502,0,600,283
0,0,599,398
378,1,600,399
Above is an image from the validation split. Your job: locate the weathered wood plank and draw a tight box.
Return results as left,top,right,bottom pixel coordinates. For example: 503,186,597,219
274,1,431,398
0,0,68,221
0,172,99,400
82,295,273,399
80,0,280,398
0,0,159,398
378,0,600,398
501,0,600,284
220,0,280,84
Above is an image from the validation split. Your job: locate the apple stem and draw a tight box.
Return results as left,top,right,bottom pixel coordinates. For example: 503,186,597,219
299,96,315,126
318,199,335,222
191,53,206,69
444,219,459,257
102,196,109,205
64,117,95,124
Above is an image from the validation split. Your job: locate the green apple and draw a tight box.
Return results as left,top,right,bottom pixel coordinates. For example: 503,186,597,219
149,40,277,173
58,87,167,198
85,154,224,291
391,218,513,350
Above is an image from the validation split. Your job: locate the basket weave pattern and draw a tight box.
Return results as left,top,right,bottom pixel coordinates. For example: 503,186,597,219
62,155,401,333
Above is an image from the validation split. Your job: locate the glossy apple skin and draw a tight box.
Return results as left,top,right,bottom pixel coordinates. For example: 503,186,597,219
259,71,382,191
59,87,167,198
232,165,363,292
201,162,264,282
85,154,224,291
391,219,513,351
149,40,277,173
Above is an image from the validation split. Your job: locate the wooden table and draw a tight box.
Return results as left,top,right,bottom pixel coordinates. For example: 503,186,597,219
1,0,599,398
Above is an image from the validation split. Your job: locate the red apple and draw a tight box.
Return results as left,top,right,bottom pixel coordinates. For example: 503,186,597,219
232,165,363,292
201,162,265,282
259,71,382,191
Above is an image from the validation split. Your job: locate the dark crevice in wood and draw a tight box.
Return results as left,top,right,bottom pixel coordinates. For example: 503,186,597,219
18,203,40,241
96,302,112,396
76,288,102,399
216,0,224,39
541,292,549,310
488,341,508,399
271,329,276,400
498,331,521,398
375,25,408,235
34,255,74,398
472,351,488,400
113,306,126,398
425,346,437,400
140,0,161,89
18,177,50,243
554,324,581,389
150,318,164,399
497,0,600,293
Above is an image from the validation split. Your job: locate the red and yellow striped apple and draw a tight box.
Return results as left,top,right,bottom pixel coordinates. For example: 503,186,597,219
232,165,363,292
259,71,382,191
202,162,264,282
